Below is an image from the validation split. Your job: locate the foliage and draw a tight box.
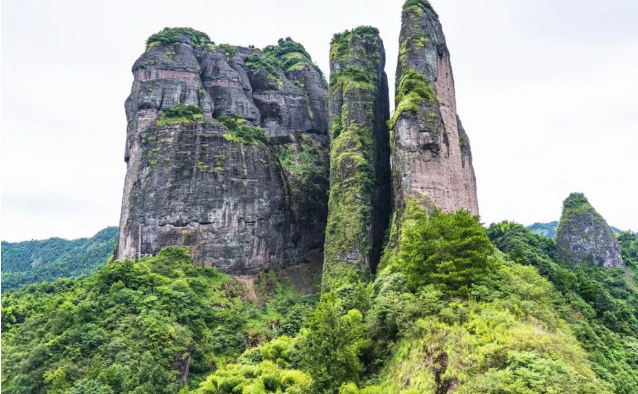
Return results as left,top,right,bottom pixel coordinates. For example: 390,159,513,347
263,37,320,75
1,227,118,291
218,115,269,146
217,44,238,59
390,202,494,294
244,53,284,86
275,134,325,184
367,253,611,394
156,104,204,127
330,26,381,70
1,247,312,394
146,28,212,48
488,221,638,393
402,0,439,18
619,231,638,276
193,360,312,394
297,293,369,394
388,68,438,132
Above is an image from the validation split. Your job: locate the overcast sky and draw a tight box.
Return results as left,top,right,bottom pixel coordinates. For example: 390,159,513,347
2,0,637,242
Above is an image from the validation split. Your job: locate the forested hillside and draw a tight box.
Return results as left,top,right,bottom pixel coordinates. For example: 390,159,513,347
1,227,118,291
4,207,636,393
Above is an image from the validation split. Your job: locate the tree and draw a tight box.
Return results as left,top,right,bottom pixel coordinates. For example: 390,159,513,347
298,293,368,394
395,205,493,294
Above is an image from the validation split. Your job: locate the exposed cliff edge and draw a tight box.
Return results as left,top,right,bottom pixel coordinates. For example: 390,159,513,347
390,0,478,221
556,193,625,268
322,27,392,289
115,29,329,274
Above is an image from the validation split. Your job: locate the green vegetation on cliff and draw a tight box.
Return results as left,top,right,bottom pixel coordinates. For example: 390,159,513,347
146,27,213,48
219,115,270,146
156,104,204,127
1,227,118,292
402,0,439,18
323,27,385,290
388,68,437,133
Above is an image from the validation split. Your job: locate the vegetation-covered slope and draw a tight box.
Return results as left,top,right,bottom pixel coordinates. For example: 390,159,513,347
489,222,638,393
3,206,637,394
183,202,625,394
1,248,317,394
1,227,118,291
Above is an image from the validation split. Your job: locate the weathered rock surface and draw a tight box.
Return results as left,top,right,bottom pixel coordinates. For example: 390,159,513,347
556,193,625,268
116,29,329,274
390,0,478,219
323,27,392,288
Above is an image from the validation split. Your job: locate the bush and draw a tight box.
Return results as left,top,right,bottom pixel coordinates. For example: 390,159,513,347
156,104,204,127
146,27,212,47
297,293,368,394
392,202,494,294
218,115,269,146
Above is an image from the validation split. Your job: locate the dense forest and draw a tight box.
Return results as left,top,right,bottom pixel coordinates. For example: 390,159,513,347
3,205,637,393
1,227,118,292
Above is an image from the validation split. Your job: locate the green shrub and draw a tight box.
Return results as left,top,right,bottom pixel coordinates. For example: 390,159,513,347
218,115,269,146
146,27,212,48
402,0,439,18
297,293,369,394
156,103,204,127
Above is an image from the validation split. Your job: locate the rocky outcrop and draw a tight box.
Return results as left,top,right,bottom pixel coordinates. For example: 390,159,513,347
390,0,478,220
115,28,329,274
556,193,625,268
323,27,392,289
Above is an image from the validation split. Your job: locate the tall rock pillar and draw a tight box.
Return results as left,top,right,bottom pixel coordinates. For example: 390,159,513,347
390,0,478,222
323,27,392,289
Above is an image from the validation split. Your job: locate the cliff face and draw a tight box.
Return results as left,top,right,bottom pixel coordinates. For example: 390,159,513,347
556,193,625,268
323,27,392,288
115,29,329,274
390,1,478,219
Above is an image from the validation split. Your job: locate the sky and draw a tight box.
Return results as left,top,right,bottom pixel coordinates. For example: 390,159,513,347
1,0,637,242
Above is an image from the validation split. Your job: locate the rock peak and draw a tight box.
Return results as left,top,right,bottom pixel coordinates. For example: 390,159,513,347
116,30,329,274
390,0,479,222
556,192,625,268
323,26,391,289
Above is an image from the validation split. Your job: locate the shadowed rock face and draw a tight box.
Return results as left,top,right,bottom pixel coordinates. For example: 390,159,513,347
116,30,329,274
323,27,392,289
390,1,478,219
556,193,625,268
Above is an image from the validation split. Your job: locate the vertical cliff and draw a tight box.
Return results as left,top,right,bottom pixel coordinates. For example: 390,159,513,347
322,27,392,289
115,29,329,274
556,193,625,268
390,0,478,221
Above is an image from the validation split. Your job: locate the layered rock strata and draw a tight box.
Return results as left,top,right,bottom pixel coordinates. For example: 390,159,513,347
115,29,329,274
322,27,392,289
556,193,625,268
390,0,478,220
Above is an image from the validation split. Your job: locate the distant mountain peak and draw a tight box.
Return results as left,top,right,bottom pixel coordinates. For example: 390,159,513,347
555,193,624,268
